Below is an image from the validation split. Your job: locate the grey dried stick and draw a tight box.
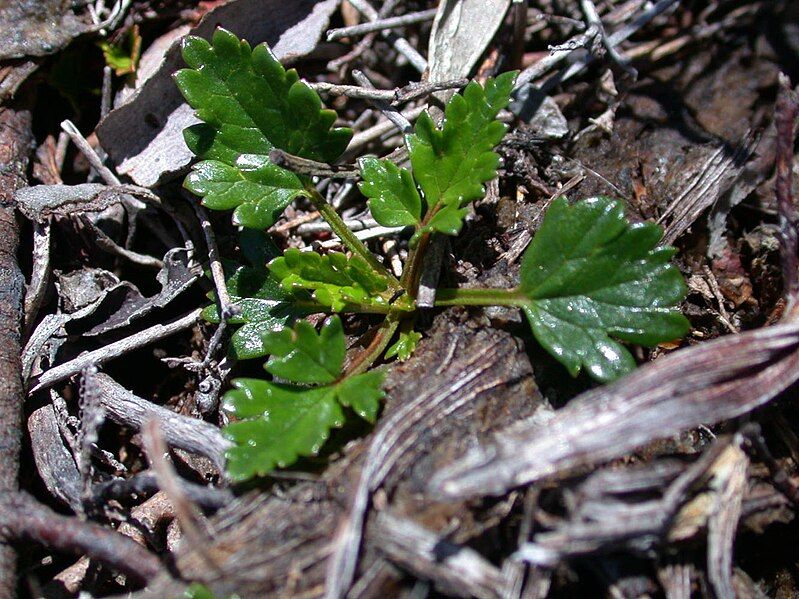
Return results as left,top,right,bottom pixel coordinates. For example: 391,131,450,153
60,119,121,186
93,373,231,470
430,322,799,499
351,70,412,134
324,330,525,598
374,511,506,599
347,105,426,153
327,8,437,41
345,0,427,73
29,308,202,393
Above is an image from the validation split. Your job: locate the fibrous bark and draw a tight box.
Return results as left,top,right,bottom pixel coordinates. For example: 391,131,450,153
0,104,33,598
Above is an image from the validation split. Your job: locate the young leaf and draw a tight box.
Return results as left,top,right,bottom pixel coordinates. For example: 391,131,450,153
203,231,306,360
385,329,422,362
222,316,386,480
336,371,384,423
358,157,422,227
269,249,401,312
99,24,142,76
406,72,516,235
176,28,352,228
223,379,344,480
260,317,345,384
518,196,690,382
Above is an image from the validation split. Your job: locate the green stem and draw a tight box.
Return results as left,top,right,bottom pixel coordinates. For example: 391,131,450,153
304,183,400,288
399,231,429,296
434,287,528,307
343,315,401,377
399,203,445,297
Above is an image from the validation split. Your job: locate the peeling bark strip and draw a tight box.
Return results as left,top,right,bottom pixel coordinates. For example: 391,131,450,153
324,321,537,599
431,322,799,499
373,511,505,599
0,491,165,585
0,105,32,598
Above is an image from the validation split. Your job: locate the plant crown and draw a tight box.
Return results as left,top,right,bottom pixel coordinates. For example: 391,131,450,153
177,28,690,480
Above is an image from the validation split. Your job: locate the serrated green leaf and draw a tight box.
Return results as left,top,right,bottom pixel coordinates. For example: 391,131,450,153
222,316,386,479
518,196,690,382
358,157,422,227
203,259,304,360
260,317,345,384
223,378,344,480
385,330,422,362
203,230,308,360
406,72,516,216
335,371,385,423
176,28,352,228
269,249,396,312
184,158,304,229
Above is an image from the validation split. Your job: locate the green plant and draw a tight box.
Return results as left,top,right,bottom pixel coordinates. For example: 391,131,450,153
177,28,690,480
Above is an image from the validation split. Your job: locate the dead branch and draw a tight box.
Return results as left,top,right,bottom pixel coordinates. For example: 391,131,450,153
269,149,359,179
29,308,202,393
325,324,533,599
352,70,412,133
92,373,231,471
776,73,799,311
327,8,437,41
310,78,467,106
93,471,233,510
658,133,759,246
346,0,427,72
0,491,165,586
706,443,748,598
347,105,426,153
0,103,32,597
430,322,799,499
374,511,505,599
142,419,223,577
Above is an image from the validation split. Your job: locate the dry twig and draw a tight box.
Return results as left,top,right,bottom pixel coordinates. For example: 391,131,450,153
0,105,32,596
430,322,799,499
346,0,427,73
327,8,437,41
0,491,165,585
93,373,231,470
29,309,202,393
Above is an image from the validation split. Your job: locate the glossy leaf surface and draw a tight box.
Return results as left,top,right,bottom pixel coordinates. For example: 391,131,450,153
260,317,345,384
222,316,385,480
176,28,352,228
223,378,344,480
358,157,422,227
335,371,384,423
519,197,690,382
203,231,305,360
269,249,396,312
405,72,515,236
